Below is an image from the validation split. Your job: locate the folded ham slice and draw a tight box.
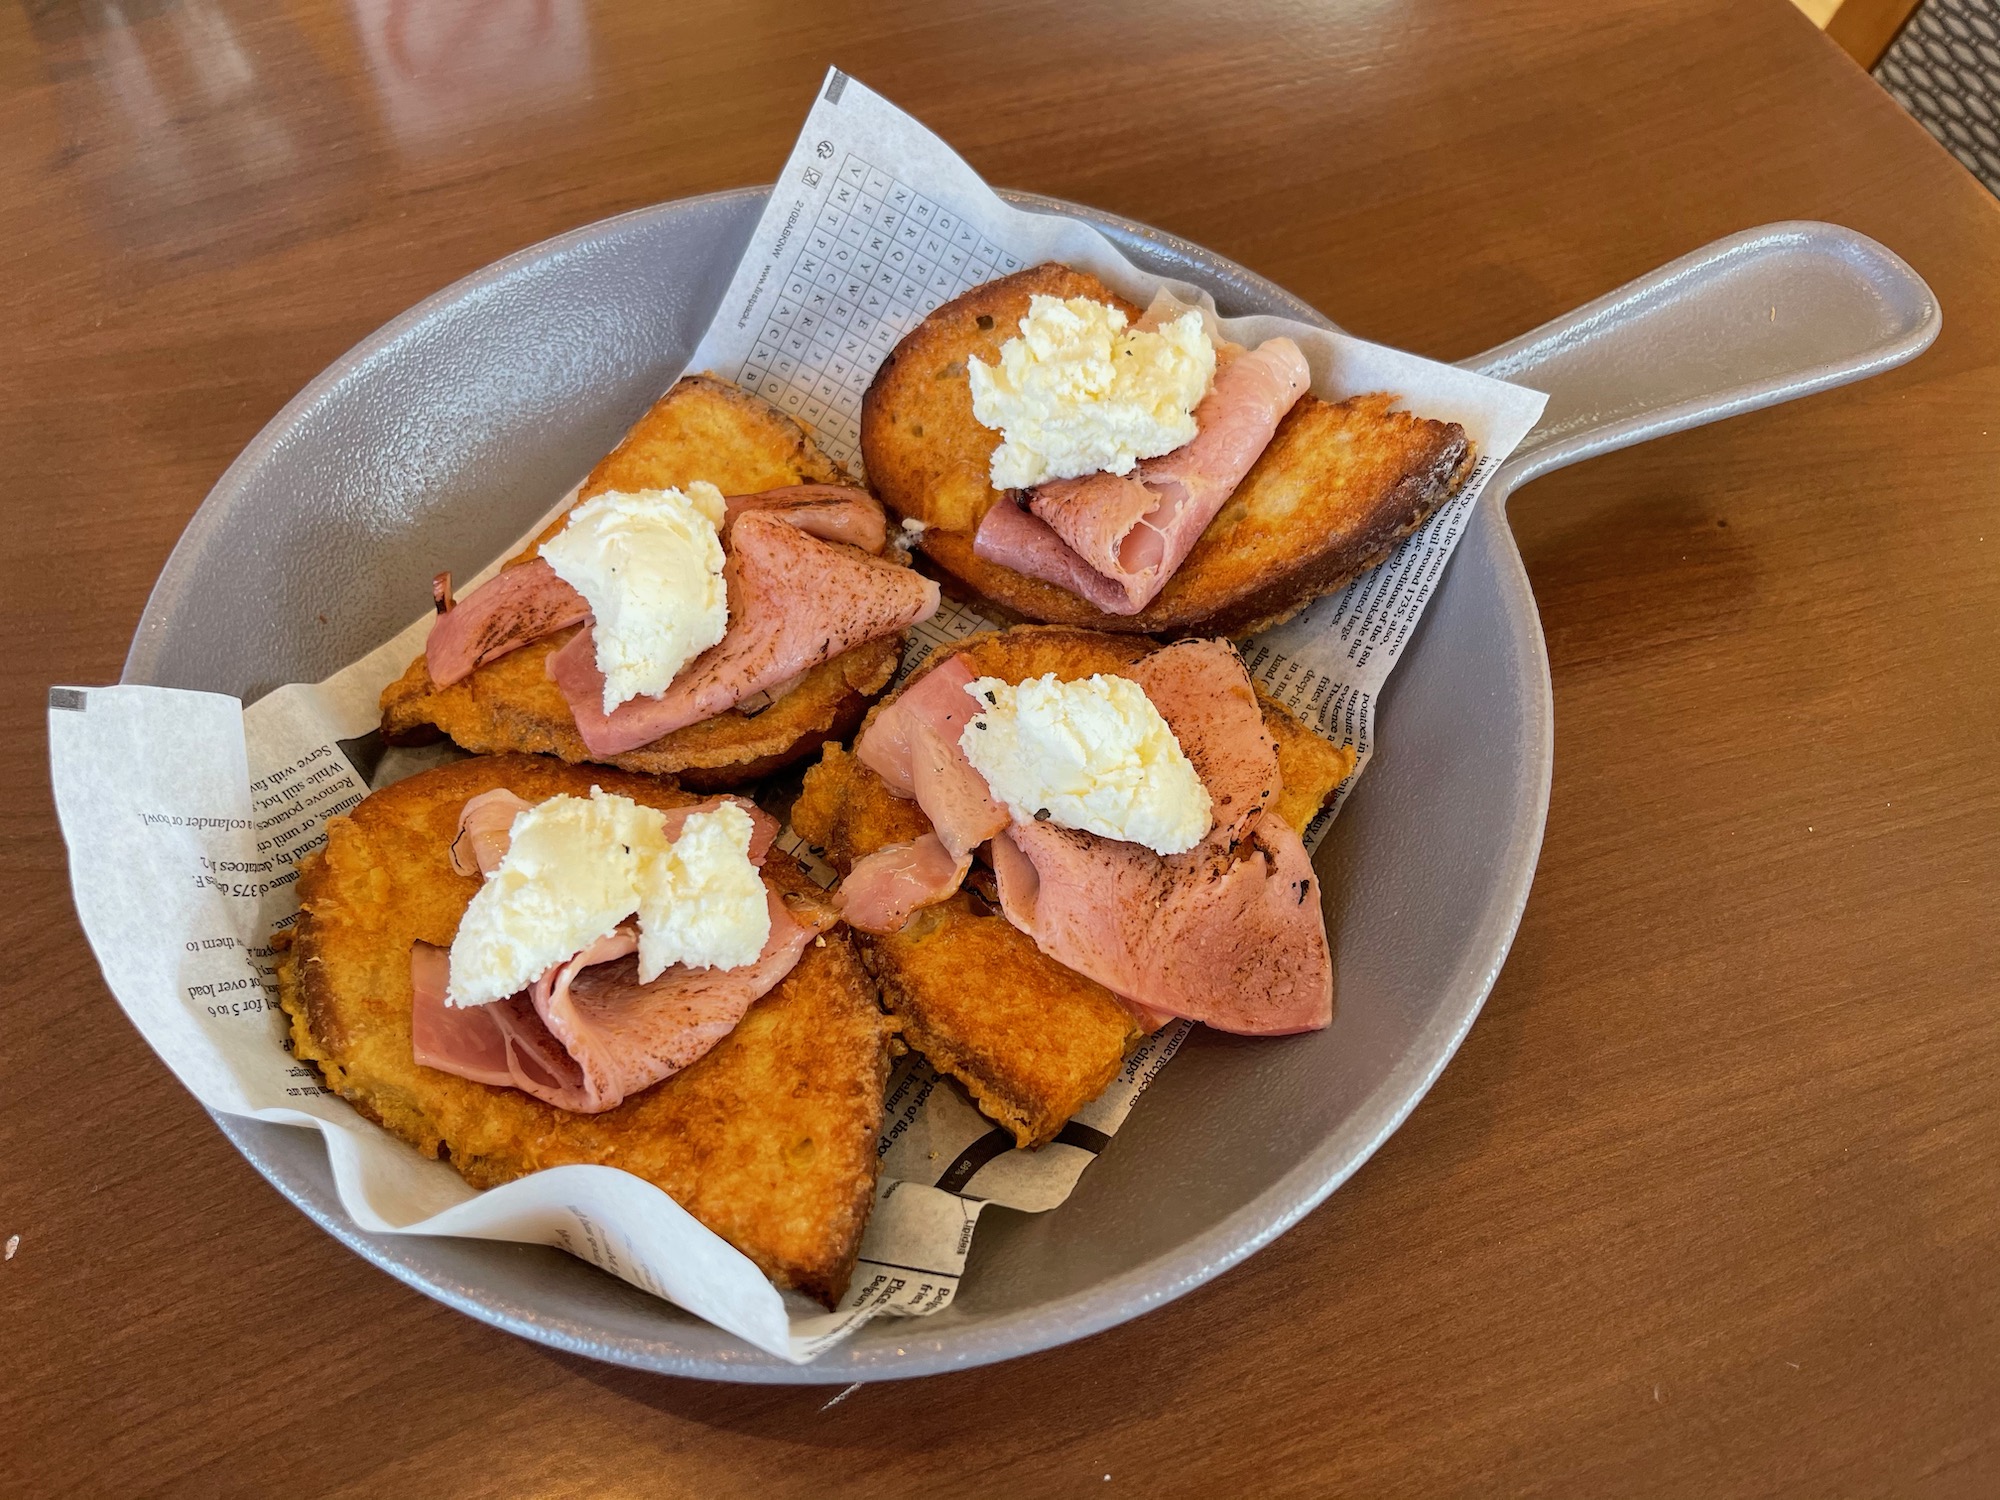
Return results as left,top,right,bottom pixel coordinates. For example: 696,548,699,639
988,638,1325,1031
410,886,830,1112
550,512,939,757
969,499,1135,615
853,655,1007,847
426,559,589,689
886,638,1270,860
836,636,1292,988
722,484,887,554
422,484,890,690
992,809,1330,1035
1124,639,1277,851
853,636,1324,1030
839,655,1010,933
448,789,536,876
528,889,832,1110
975,338,1312,614
417,787,798,1109
411,940,583,1096
834,834,971,936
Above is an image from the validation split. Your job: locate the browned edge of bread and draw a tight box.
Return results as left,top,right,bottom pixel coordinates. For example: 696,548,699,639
382,373,907,785
792,626,1355,1148
860,263,1473,639
281,752,895,1307
379,630,901,786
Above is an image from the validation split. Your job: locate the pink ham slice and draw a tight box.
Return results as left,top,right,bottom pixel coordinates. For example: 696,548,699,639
527,890,831,1111
838,655,1012,933
854,655,1007,849
975,337,1311,614
855,655,978,797
410,890,831,1113
866,638,1273,861
971,499,1136,615
426,559,589,688
979,637,1323,1033
448,789,536,877
1124,639,1277,851
1034,338,1312,603
838,638,1278,943
422,485,888,690
549,511,939,756
835,834,971,936
992,810,1330,1035
413,785,815,1111
411,938,601,1107
722,485,887,554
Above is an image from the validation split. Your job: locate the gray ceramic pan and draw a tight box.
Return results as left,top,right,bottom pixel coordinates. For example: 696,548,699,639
121,190,1939,1382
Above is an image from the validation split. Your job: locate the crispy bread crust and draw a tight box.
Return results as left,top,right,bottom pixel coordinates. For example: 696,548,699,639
860,265,1473,638
517,372,848,561
279,754,894,1307
382,375,899,786
380,628,900,790
791,627,1354,1147
868,893,1138,1149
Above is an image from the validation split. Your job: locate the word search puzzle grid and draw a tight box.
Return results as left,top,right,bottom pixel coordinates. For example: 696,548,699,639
736,153,1023,466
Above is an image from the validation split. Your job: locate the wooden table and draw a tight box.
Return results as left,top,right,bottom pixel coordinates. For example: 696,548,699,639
5,0,1995,1493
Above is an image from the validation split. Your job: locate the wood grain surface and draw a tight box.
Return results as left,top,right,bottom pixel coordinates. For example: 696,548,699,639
1828,0,1926,67
4,0,1997,1495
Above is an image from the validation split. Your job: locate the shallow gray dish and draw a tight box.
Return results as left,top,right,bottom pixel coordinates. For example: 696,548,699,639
121,190,1938,1382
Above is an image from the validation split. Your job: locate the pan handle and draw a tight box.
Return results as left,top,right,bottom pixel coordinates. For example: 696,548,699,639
1461,221,1940,490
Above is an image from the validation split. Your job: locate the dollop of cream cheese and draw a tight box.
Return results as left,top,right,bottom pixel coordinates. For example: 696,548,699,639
968,295,1215,490
539,484,730,714
958,673,1212,855
633,801,770,982
447,790,768,1007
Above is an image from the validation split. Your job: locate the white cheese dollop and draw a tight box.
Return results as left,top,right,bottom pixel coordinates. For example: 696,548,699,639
539,484,730,714
968,295,1216,490
633,802,770,979
446,790,769,1007
957,673,1212,856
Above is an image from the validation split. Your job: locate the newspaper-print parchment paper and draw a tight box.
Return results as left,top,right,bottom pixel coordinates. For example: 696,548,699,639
49,70,1546,1364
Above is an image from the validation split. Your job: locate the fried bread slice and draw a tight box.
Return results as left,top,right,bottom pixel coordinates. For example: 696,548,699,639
791,627,1354,1148
860,264,1474,638
382,375,902,789
278,753,894,1307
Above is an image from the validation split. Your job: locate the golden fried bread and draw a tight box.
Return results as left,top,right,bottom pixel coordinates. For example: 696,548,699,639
859,265,1139,539
795,744,1138,1150
382,375,898,788
870,893,1140,1149
791,627,1354,1148
381,629,899,792
788,742,933,873
519,373,846,559
279,754,894,1307
861,265,1474,638
1262,691,1358,832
